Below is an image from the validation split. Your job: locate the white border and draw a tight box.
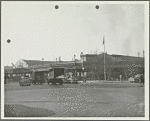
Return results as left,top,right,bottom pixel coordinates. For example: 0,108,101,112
1,4,4,118
144,2,149,120
1,1,149,120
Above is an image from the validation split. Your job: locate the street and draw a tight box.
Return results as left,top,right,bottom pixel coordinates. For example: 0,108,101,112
4,81,144,117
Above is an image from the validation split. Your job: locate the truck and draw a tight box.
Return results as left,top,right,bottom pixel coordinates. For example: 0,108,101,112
31,68,49,84
63,72,78,83
47,67,65,85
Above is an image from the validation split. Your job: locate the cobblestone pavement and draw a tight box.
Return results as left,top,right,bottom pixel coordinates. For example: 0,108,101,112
4,81,144,117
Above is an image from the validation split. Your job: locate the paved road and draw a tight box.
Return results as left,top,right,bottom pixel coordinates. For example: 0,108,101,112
4,81,144,117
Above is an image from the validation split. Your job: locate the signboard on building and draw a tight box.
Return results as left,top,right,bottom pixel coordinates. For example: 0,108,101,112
4,66,13,74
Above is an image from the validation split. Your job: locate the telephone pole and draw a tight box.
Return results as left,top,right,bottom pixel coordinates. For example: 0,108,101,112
103,35,106,81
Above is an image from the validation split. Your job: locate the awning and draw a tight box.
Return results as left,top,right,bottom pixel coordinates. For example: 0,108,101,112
35,68,50,72
13,68,32,74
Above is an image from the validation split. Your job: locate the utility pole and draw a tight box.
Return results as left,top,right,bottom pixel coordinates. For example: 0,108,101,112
82,52,84,81
59,56,61,62
103,35,106,81
96,49,100,81
74,54,77,76
42,58,44,66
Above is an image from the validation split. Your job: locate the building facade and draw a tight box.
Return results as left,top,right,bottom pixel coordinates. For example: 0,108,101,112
7,52,144,81
80,53,144,80
4,66,13,79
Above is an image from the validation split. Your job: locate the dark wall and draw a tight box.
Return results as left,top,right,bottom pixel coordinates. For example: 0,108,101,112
54,68,64,78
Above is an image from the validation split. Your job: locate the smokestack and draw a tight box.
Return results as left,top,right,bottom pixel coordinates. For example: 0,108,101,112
143,50,145,57
138,52,140,57
74,54,76,61
59,56,61,62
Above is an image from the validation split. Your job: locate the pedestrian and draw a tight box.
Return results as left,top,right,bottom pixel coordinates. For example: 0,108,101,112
119,75,122,82
140,74,144,85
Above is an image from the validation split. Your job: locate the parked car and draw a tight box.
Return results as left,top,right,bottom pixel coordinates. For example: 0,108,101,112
21,75,29,79
19,78,32,86
129,74,141,83
57,75,65,79
134,74,141,83
64,76,78,84
128,77,135,83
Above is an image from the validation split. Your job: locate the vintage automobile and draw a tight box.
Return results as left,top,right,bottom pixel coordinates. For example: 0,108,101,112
129,74,141,83
63,73,78,84
128,77,135,83
19,77,32,86
134,74,141,83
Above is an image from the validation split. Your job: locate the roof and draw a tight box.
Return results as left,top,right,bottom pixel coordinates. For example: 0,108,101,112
111,54,144,58
81,54,97,57
23,60,56,66
34,68,50,72
84,53,144,64
23,59,81,67
75,59,80,62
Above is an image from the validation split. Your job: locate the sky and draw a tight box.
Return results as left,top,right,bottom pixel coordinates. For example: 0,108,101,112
2,1,147,66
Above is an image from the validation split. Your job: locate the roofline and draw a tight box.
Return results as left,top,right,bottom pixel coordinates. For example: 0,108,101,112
111,54,144,58
23,59,80,63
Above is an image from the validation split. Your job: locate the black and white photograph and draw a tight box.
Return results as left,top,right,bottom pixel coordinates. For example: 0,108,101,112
1,1,149,120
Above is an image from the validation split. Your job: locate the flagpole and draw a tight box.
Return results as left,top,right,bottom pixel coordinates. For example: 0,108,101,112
103,35,106,81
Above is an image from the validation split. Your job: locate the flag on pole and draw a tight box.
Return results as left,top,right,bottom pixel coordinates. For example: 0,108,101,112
102,35,105,45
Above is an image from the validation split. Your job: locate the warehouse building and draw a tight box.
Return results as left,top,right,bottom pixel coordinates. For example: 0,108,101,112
80,52,144,80
5,52,144,81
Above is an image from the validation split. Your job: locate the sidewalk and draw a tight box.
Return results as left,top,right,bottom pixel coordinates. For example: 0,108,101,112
78,80,129,83
102,80,129,83
78,80,99,83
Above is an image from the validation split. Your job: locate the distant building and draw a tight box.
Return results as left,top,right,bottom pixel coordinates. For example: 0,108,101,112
15,59,55,68
10,53,144,81
80,53,144,80
4,66,13,79
4,66,13,74
15,59,80,68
